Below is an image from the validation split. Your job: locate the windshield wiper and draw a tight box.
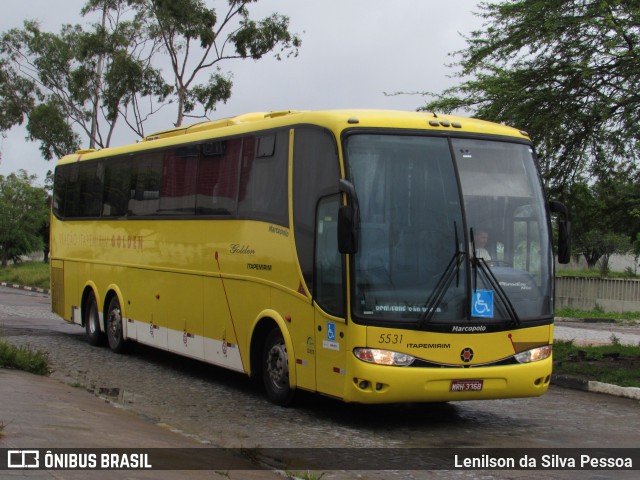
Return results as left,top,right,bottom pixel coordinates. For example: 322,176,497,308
419,223,464,327
470,228,521,326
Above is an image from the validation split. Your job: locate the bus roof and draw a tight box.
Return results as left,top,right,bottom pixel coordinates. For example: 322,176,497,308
57,110,531,165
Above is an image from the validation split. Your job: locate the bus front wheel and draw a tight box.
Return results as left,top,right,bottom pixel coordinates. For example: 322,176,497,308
106,296,127,353
84,292,105,346
262,328,295,406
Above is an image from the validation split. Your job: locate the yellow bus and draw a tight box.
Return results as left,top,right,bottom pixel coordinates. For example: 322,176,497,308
50,110,570,405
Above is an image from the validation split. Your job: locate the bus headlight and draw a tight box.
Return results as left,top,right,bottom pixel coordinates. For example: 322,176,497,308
514,345,552,364
353,348,415,366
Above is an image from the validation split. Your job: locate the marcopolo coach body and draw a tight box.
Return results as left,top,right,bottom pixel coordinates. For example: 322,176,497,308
50,109,569,405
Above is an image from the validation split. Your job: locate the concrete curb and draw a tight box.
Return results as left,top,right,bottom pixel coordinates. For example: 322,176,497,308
0,281,49,295
555,316,639,325
552,375,640,400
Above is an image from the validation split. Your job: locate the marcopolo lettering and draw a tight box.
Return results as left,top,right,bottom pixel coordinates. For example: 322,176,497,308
451,325,487,332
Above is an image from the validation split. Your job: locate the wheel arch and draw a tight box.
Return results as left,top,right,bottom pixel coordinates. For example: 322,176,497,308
248,310,297,388
103,285,128,339
80,282,100,328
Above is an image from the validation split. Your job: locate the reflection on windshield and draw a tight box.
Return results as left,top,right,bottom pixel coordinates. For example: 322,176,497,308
346,135,466,322
345,134,553,325
454,139,553,321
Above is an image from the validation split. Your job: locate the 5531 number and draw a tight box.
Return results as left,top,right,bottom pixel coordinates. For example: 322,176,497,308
378,334,403,345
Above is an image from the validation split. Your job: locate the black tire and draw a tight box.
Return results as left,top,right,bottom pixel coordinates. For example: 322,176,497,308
84,291,105,346
106,295,128,353
262,328,296,406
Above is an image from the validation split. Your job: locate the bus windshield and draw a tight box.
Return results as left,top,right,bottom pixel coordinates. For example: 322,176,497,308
345,133,553,326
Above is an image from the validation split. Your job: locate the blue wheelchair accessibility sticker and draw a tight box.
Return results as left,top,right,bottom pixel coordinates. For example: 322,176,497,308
327,321,336,341
472,290,494,318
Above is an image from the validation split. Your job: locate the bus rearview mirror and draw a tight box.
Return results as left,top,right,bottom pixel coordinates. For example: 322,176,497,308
338,205,359,254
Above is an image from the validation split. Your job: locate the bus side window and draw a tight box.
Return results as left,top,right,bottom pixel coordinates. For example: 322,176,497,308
237,131,289,226
53,164,79,218
197,138,241,215
102,159,131,217
315,195,344,316
128,153,162,216
292,126,340,295
78,162,103,217
159,147,198,215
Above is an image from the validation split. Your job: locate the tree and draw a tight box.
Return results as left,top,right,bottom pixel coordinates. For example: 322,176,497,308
0,171,50,268
416,0,640,192
0,0,301,158
0,0,171,158
39,171,54,263
137,0,301,126
564,170,640,267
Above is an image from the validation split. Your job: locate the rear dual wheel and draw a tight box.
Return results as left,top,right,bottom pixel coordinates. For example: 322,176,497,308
106,296,128,353
84,292,105,346
262,328,296,406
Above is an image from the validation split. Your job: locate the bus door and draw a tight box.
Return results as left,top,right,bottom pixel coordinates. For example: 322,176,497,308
313,195,347,397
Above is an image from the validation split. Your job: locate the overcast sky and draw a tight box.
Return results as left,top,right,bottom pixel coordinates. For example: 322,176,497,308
0,0,483,184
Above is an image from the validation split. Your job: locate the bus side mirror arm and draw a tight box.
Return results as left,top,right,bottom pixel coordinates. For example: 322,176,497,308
549,200,571,264
338,179,360,254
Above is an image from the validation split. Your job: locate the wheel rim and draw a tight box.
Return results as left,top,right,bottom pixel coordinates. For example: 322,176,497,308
107,305,122,342
266,340,289,391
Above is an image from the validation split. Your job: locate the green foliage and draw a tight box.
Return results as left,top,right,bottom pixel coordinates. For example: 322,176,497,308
0,339,50,375
0,261,50,290
555,307,640,322
140,0,301,126
231,13,301,60
419,0,640,191
285,472,326,480
0,1,171,154
26,101,80,160
151,0,217,48
0,171,49,268
0,58,35,131
553,339,640,388
563,170,640,266
0,0,301,154
186,72,233,114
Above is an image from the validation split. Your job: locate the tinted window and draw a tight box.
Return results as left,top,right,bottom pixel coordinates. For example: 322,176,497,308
237,130,289,226
103,159,131,217
196,139,241,215
129,152,163,216
54,131,290,222
53,164,79,218
159,146,199,215
292,127,340,295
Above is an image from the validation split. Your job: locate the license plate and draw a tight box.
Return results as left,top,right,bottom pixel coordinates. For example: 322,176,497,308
450,379,484,392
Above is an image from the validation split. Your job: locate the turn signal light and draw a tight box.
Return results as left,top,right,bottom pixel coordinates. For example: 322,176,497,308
353,348,415,366
514,345,552,364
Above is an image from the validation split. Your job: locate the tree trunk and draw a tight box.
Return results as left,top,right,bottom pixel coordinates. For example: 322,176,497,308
175,87,185,127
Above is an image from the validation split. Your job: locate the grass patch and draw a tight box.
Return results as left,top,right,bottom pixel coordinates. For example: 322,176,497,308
0,339,50,375
555,307,640,322
553,339,640,388
0,261,49,290
556,268,638,279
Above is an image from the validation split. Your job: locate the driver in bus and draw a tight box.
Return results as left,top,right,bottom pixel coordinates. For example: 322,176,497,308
472,229,492,261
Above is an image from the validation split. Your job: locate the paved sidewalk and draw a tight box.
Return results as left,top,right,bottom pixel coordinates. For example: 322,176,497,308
554,318,640,346
552,318,640,400
0,369,283,479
